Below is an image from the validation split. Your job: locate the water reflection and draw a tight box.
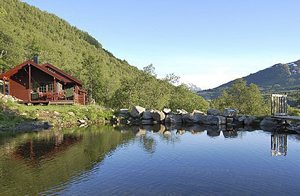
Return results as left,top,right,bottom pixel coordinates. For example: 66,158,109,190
13,133,82,166
117,124,294,158
0,125,299,195
271,133,288,156
0,126,135,195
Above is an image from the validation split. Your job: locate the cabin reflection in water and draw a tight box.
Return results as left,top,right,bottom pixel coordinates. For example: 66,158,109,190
271,133,287,157
13,133,82,165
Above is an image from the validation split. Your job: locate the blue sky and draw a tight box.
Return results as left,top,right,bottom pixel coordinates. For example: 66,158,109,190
23,0,300,89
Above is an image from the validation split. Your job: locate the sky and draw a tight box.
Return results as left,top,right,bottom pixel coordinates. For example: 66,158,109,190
23,0,300,89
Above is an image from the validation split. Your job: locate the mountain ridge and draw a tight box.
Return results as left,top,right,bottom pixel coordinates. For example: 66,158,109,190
198,59,300,99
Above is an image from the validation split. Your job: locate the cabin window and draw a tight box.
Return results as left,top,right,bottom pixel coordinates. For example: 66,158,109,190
48,83,54,92
39,84,47,93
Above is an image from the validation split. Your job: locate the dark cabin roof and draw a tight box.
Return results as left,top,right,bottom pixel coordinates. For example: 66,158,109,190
0,61,82,85
42,63,82,85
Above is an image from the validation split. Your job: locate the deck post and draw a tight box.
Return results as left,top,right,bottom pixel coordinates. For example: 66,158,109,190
3,78,6,95
28,64,32,102
53,77,56,101
2,78,5,95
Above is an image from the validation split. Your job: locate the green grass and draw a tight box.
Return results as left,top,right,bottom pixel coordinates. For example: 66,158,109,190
0,98,113,130
288,107,300,116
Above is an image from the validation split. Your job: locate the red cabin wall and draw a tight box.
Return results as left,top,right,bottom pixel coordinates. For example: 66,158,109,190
10,68,30,101
9,79,29,101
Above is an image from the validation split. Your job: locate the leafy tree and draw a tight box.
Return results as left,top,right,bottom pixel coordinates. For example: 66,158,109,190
169,84,209,112
212,79,270,116
164,73,180,85
143,64,157,77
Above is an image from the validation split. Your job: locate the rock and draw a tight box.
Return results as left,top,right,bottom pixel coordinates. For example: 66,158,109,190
192,110,205,115
238,115,257,126
182,113,194,124
198,115,226,125
192,113,206,123
223,108,238,117
163,108,172,115
142,110,153,120
151,110,165,122
68,112,75,116
176,109,188,115
20,112,27,116
78,119,86,124
142,119,154,125
119,109,130,117
53,111,60,116
260,117,283,130
165,114,182,124
226,117,234,124
207,109,221,116
130,106,145,118
15,121,52,132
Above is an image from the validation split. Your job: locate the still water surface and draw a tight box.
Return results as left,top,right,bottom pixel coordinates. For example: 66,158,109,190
1,125,300,195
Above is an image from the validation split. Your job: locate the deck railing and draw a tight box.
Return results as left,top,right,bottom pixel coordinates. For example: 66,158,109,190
271,94,288,116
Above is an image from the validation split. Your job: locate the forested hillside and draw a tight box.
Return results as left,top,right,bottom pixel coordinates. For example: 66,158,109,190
0,0,208,111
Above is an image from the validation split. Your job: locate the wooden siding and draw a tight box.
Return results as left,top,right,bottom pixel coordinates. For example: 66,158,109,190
1,61,88,105
10,68,29,101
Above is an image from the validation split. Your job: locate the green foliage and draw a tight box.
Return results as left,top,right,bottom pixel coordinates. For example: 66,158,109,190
163,73,180,85
169,84,209,112
288,107,300,116
143,64,157,77
0,0,208,111
212,79,270,116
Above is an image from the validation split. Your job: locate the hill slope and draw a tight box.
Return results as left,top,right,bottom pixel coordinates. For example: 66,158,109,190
199,60,300,99
0,0,208,111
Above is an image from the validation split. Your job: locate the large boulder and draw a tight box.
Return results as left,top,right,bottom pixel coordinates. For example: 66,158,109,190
182,113,194,124
151,110,165,122
192,113,206,124
142,110,153,120
130,106,145,118
165,114,182,124
142,119,155,125
223,108,238,117
207,109,221,116
238,115,257,126
260,117,283,130
198,115,226,125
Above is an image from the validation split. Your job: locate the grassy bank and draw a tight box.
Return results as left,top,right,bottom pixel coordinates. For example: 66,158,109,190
0,98,113,131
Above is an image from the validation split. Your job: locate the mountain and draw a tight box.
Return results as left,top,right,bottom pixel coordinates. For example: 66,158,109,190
198,60,300,99
0,0,208,111
186,83,202,93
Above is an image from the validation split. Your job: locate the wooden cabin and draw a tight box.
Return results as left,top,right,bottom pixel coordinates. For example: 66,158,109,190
0,60,87,105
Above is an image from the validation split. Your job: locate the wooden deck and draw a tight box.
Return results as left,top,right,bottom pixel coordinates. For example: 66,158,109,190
272,115,300,121
23,100,74,105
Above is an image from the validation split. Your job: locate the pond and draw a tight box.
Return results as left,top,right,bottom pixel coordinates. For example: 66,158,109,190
1,125,300,195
